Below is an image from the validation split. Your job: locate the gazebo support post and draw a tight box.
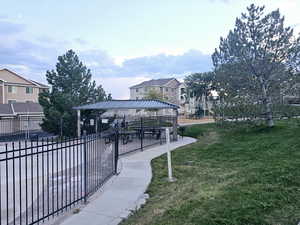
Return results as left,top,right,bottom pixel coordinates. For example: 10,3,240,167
173,109,178,141
77,109,81,137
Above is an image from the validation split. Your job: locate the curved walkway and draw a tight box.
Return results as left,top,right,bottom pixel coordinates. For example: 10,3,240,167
59,137,196,225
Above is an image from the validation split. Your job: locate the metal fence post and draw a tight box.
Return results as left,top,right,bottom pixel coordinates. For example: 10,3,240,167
83,134,88,203
140,117,143,151
114,130,119,174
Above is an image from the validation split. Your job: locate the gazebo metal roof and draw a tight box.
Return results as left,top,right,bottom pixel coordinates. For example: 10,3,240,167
74,99,179,110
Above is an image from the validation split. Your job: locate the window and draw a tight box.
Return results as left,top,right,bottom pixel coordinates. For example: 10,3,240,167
136,88,139,93
165,88,168,92
8,100,17,104
181,88,185,95
8,86,17,93
136,97,139,100
26,87,33,94
39,88,47,93
160,87,163,92
144,87,148,92
171,88,175,92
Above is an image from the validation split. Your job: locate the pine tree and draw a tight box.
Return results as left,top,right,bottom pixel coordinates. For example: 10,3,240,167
39,50,109,136
212,4,300,127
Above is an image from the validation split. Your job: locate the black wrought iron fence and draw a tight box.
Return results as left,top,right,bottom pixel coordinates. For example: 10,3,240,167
115,116,176,156
0,115,177,225
0,118,45,142
0,133,116,225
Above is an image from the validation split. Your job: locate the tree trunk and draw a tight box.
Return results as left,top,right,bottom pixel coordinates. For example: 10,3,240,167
260,77,274,127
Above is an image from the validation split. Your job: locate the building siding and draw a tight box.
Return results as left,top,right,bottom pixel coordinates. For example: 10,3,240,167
0,69,47,104
0,69,33,85
5,85,40,103
129,78,212,116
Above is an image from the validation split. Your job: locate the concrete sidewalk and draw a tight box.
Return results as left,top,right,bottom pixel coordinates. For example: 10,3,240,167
59,137,196,225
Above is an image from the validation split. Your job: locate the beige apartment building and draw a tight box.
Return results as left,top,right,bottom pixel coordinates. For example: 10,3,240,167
129,78,208,116
130,78,181,104
0,68,49,104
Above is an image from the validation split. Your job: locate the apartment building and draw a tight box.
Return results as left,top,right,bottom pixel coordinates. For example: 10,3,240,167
130,78,181,104
130,78,206,115
0,68,49,104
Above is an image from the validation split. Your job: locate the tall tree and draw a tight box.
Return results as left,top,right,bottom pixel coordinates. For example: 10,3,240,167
212,4,300,127
39,50,110,136
185,72,215,116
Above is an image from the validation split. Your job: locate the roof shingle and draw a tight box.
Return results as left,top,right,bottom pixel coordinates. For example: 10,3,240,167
0,103,43,116
0,104,14,115
130,78,176,89
74,99,179,110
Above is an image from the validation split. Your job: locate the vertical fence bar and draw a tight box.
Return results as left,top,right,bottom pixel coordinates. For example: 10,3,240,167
31,140,34,224
83,135,88,203
25,140,28,225
47,138,50,219
5,144,9,225
36,138,40,224
61,137,64,213
64,138,68,211
12,142,16,225
53,141,59,216
70,139,75,207
114,131,119,174
76,138,79,203
140,117,143,151
42,138,45,222
0,146,1,225
51,137,55,218
80,138,83,201
51,137,55,216
18,141,22,225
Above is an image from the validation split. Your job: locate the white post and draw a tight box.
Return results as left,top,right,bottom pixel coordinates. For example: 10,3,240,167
166,128,175,182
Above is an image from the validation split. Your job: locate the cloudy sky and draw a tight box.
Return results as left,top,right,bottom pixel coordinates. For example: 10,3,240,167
1,0,299,98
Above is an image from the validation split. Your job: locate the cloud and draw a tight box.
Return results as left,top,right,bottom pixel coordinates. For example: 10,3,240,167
0,20,25,35
0,20,212,98
94,76,150,99
119,50,212,77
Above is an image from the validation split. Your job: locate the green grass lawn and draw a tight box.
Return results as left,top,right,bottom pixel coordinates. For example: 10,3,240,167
121,120,300,225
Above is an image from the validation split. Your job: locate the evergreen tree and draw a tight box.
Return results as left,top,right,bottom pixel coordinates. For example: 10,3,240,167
39,50,110,136
212,4,300,127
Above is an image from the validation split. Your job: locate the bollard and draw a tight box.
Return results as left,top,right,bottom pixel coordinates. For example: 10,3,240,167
166,128,176,182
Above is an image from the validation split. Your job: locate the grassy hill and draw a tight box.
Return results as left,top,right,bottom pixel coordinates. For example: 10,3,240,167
121,120,300,225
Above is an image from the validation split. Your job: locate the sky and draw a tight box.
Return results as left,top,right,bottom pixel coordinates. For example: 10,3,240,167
0,0,300,99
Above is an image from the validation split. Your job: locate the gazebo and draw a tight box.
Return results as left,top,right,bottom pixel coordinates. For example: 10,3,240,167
74,99,180,140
